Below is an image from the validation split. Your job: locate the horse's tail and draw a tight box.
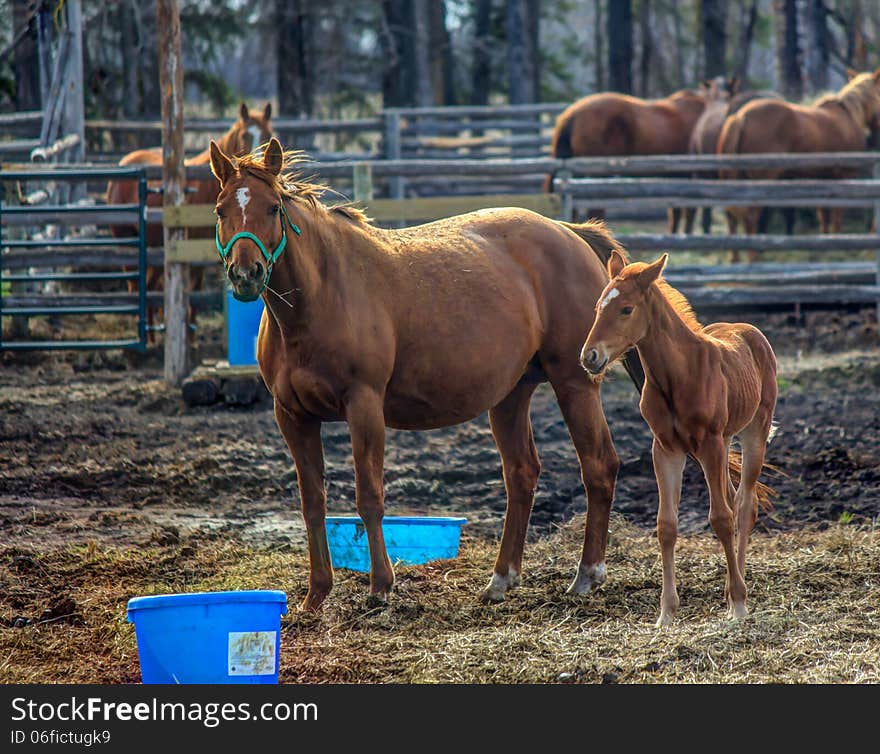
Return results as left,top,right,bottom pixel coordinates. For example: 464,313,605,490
545,114,575,193
717,112,745,180
561,219,646,393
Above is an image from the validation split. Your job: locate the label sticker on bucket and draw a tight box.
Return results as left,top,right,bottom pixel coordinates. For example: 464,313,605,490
228,631,276,676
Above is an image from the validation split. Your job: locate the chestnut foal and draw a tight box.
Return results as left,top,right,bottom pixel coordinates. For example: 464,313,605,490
581,252,777,625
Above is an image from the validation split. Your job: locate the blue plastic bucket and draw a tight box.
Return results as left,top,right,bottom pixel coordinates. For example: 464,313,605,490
226,289,264,366
326,516,467,572
126,590,288,684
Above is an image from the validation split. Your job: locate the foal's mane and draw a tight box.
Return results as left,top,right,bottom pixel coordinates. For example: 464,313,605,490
234,148,370,224
655,278,701,332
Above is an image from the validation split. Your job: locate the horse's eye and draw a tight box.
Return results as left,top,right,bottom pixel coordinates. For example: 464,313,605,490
621,306,634,316
215,207,224,219
270,204,280,215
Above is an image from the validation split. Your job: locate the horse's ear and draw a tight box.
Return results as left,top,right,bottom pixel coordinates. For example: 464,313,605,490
636,253,668,290
873,67,880,81
263,102,272,121
239,102,250,121
263,137,284,176
699,79,711,91
847,68,858,81
607,249,626,279
728,75,740,93
210,140,235,186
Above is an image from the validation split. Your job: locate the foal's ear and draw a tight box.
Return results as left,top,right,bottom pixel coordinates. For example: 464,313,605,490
607,249,627,279
727,75,740,93
636,253,668,289
263,137,284,176
240,102,250,121
263,102,272,121
209,140,236,186
847,68,858,81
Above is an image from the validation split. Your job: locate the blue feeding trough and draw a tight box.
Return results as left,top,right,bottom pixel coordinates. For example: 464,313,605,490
126,590,288,684
226,289,264,366
326,516,467,572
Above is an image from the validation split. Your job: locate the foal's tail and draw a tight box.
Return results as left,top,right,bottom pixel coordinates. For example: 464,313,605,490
562,219,647,393
727,450,779,511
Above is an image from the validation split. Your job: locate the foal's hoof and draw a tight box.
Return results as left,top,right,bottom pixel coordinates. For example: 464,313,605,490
365,591,390,609
299,591,329,613
566,562,606,596
728,601,748,620
479,569,520,603
655,611,675,628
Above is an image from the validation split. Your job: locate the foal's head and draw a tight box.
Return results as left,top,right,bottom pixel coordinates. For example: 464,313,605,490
225,102,275,157
580,251,668,376
210,136,300,301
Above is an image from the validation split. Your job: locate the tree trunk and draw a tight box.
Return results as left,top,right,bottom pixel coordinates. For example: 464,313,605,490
471,0,492,105
507,0,535,103
735,0,759,82
639,0,653,97
608,0,633,94
806,0,829,92
775,0,803,99
701,0,727,78
527,0,540,100
429,0,456,105
413,0,433,106
120,0,140,118
593,0,605,90
156,0,189,384
12,0,40,111
382,0,417,107
276,0,314,116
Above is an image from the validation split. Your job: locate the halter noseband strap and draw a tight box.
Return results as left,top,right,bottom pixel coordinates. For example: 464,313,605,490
215,202,302,294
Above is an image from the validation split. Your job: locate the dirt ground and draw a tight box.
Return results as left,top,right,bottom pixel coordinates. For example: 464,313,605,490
1,304,879,683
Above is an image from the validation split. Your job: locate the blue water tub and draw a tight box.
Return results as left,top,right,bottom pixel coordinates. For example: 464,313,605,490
226,289,265,366
326,516,467,572
126,590,288,684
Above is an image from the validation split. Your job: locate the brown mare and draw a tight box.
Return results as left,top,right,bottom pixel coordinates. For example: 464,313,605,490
581,252,777,626
718,69,880,244
547,88,707,231
106,102,274,339
209,137,644,610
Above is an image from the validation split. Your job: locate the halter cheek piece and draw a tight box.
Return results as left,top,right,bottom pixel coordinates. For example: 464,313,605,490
215,202,301,295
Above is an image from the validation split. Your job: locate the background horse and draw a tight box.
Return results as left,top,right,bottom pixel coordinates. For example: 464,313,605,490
210,137,643,610
106,102,274,340
546,88,707,231
718,69,880,252
581,252,777,626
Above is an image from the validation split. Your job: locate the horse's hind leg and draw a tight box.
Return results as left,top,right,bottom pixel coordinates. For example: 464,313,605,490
653,438,686,627
549,374,619,596
696,435,748,618
734,414,772,580
481,380,540,603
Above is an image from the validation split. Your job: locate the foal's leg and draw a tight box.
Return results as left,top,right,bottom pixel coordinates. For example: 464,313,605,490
274,401,333,611
696,435,748,618
550,376,619,595
481,380,540,603
345,386,395,601
734,418,770,580
653,438,686,627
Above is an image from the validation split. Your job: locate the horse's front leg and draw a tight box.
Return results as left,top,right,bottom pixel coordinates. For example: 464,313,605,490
346,386,395,601
274,400,332,611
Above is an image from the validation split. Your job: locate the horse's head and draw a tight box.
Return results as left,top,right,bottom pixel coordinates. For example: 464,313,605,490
841,68,880,132
698,75,738,104
580,252,667,378
227,102,275,157
210,136,301,302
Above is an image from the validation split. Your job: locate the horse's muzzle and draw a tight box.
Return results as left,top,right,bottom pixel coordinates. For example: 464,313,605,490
580,346,608,375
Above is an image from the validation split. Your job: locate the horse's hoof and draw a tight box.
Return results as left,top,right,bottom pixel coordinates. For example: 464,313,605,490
566,562,606,596
655,611,675,628
365,592,389,609
728,602,748,620
299,593,327,613
479,569,519,603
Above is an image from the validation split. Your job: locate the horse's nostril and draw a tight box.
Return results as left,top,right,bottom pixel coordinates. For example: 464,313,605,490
251,262,264,281
588,348,599,365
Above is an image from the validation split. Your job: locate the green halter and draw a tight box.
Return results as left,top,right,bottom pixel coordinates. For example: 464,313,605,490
215,202,301,295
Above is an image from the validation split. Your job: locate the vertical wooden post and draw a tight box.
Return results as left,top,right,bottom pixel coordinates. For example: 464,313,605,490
62,0,85,163
353,163,373,203
874,161,880,329
383,110,403,199
557,169,573,221
157,0,189,384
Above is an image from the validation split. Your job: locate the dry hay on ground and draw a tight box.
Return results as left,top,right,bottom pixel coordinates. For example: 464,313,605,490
1,514,877,684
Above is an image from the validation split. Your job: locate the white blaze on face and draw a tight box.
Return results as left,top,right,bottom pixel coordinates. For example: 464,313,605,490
236,187,251,227
600,287,620,311
247,125,262,153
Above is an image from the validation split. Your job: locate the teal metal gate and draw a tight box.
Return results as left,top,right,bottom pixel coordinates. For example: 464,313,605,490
0,166,148,351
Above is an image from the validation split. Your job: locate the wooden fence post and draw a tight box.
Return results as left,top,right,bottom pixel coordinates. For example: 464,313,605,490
383,110,402,199
353,162,373,203
874,162,880,329
556,168,572,221
157,0,189,384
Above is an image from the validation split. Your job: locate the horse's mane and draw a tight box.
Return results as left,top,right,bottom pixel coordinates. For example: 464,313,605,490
234,148,371,224
814,72,877,125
